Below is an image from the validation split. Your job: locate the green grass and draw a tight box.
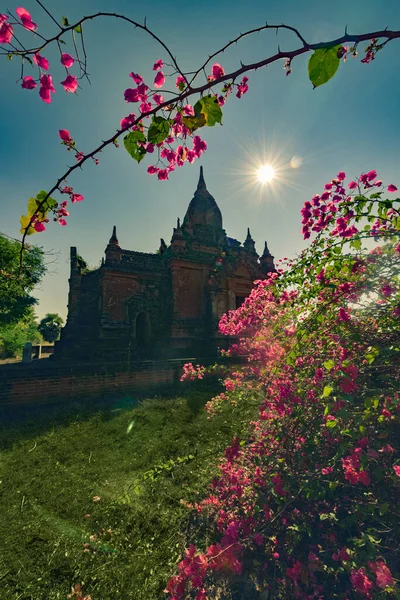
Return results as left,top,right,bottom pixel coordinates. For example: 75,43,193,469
0,384,258,600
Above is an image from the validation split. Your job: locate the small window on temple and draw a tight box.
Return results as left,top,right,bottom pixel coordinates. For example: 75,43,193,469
235,296,246,309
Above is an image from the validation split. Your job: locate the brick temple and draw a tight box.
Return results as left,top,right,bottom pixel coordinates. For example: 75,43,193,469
55,167,275,362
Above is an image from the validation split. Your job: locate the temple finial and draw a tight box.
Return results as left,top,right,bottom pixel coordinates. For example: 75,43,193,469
109,225,119,245
246,227,252,240
177,217,181,229
197,166,206,191
262,241,271,257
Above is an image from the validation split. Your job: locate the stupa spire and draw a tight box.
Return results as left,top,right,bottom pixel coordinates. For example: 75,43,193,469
109,225,119,246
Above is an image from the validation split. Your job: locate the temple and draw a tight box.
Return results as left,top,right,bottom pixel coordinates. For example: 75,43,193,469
55,168,275,362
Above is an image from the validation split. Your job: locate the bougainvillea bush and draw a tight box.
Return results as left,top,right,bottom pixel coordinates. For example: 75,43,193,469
170,172,400,599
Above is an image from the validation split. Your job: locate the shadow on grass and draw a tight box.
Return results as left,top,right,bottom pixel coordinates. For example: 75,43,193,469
0,379,221,450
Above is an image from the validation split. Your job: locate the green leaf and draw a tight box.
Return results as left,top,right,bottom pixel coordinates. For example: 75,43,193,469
323,360,335,371
326,419,337,429
323,385,333,398
308,45,341,88
148,116,170,145
350,238,362,250
124,131,146,163
182,115,206,132
62,16,69,26
193,96,223,126
74,24,82,34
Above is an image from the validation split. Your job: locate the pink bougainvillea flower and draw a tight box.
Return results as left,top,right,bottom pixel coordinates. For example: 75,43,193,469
153,59,163,71
59,129,72,143
175,74,186,89
337,171,346,180
145,143,154,153
211,63,225,79
367,169,377,181
58,219,67,226
21,75,37,90
147,165,158,175
368,561,394,589
129,72,143,85
153,93,164,105
34,221,46,232
0,14,13,44
183,104,195,116
393,465,400,476
157,169,169,180
71,194,84,203
124,88,140,103
387,184,398,192
350,568,374,595
139,101,152,113
154,71,165,88
120,113,136,129
16,7,37,30
34,53,49,70
39,74,55,103
60,53,75,68
61,74,78,93
348,181,357,189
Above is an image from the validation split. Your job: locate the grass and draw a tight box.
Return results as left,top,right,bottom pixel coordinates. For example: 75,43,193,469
0,383,258,600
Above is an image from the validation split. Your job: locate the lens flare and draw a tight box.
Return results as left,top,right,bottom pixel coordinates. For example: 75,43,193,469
257,164,275,184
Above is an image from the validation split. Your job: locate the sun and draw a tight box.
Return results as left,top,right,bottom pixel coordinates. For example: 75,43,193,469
257,164,275,184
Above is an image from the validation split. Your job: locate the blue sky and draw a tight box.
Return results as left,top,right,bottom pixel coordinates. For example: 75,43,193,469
1,0,399,320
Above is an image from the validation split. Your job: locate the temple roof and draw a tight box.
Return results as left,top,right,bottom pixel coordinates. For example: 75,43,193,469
183,167,223,230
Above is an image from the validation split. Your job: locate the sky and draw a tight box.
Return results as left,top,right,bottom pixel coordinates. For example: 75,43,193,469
1,0,399,321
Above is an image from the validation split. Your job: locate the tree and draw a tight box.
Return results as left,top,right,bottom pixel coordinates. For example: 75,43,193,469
38,313,64,343
0,307,42,358
0,234,46,325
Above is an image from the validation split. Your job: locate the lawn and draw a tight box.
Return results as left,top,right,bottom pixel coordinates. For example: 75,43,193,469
0,384,258,600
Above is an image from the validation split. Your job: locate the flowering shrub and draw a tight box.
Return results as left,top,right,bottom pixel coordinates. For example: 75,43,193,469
166,172,400,599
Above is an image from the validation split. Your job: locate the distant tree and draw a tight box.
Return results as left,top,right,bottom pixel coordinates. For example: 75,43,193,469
0,307,42,358
38,313,64,343
0,234,46,325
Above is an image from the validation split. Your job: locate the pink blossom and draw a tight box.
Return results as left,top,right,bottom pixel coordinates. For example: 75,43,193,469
393,465,400,477
154,71,165,88
16,7,37,30
153,59,163,71
183,104,195,116
60,53,75,68
381,283,393,297
59,129,72,143
39,74,55,103
34,221,46,232
337,171,346,180
58,219,67,226
348,181,357,190
120,113,136,129
124,88,140,103
147,166,158,175
34,53,49,70
153,93,164,105
21,76,37,90
175,75,186,89
338,307,351,322
129,72,143,85
368,561,393,589
71,194,84,203
350,568,374,594
0,14,13,44
139,101,152,113
145,143,154,153
367,169,377,181
387,184,398,192
157,169,169,180
212,63,225,79
61,74,78,93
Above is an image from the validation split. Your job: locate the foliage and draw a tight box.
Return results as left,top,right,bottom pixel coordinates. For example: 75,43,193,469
0,234,46,325
38,312,64,343
0,385,258,600
0,307,42,358
169,172,400,599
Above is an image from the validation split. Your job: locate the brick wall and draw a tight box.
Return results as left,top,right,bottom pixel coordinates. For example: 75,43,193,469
0,357,227,407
